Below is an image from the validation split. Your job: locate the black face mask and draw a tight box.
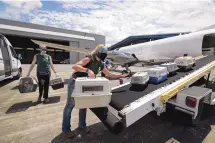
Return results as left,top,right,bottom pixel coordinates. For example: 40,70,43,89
99,53,107,61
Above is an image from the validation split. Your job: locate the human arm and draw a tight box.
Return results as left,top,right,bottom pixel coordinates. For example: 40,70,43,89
27,55,37,76
49,56,57,74
102,66,129,79
72,57,95,78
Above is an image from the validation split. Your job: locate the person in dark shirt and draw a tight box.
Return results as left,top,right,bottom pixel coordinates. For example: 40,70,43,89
62,44,129,138
27,45,57,103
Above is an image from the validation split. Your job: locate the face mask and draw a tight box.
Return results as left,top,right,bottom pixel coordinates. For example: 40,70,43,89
99,53,107,61
41,50,46,55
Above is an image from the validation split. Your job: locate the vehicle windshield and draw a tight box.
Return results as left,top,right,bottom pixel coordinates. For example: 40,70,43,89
3,36,19,59
3,36,13,47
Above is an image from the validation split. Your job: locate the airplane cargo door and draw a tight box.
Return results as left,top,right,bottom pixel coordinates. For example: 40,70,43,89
0,37,11,76
202,34,215,55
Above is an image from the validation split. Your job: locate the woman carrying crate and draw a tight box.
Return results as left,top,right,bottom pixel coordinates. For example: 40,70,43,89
27,45,57,103
62,44,129,138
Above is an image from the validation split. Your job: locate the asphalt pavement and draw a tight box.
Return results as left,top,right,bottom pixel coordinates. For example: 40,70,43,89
0,64,215,143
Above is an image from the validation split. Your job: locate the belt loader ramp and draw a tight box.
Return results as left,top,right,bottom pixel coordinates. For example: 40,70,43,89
89,55,215,134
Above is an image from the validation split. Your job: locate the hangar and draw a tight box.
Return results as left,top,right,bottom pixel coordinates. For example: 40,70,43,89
0,18,105,64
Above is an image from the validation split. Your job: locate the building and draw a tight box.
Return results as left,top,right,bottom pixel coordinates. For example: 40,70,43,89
108,32,190,50
0,18,105,64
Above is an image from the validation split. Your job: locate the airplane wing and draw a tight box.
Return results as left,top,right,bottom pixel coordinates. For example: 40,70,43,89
31,39,136,64
31,39,174,68
106,51,138,65
107,52,174,68
31,39,92,54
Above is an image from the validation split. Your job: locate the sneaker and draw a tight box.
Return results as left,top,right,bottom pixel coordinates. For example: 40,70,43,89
63,131,75,138
44,98,49,103
37,97,41,102
77,127,91,134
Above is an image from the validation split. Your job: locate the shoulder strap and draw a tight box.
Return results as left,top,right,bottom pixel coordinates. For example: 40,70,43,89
84,55,93,67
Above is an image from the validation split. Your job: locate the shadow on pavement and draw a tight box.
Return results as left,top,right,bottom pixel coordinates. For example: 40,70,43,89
11,86,18,90
5,96,61,114
0,78,15,88
51,106,215,143
43,96,61,105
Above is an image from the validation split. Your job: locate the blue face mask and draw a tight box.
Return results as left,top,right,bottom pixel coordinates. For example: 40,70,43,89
99,53,107,61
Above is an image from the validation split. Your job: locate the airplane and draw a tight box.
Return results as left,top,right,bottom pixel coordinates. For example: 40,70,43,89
30,39,175,73
107,26,215,71
30,25,215,73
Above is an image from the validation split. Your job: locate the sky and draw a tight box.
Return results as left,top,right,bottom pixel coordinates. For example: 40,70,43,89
0,0,215,46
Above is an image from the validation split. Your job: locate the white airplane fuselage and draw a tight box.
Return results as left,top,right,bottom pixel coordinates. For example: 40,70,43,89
118,28,215,61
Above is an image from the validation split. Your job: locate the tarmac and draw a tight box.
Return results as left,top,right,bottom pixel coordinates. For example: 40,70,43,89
0,64,215,143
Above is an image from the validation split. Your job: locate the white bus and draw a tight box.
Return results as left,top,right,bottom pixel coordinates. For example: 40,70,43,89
0,34,22,81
